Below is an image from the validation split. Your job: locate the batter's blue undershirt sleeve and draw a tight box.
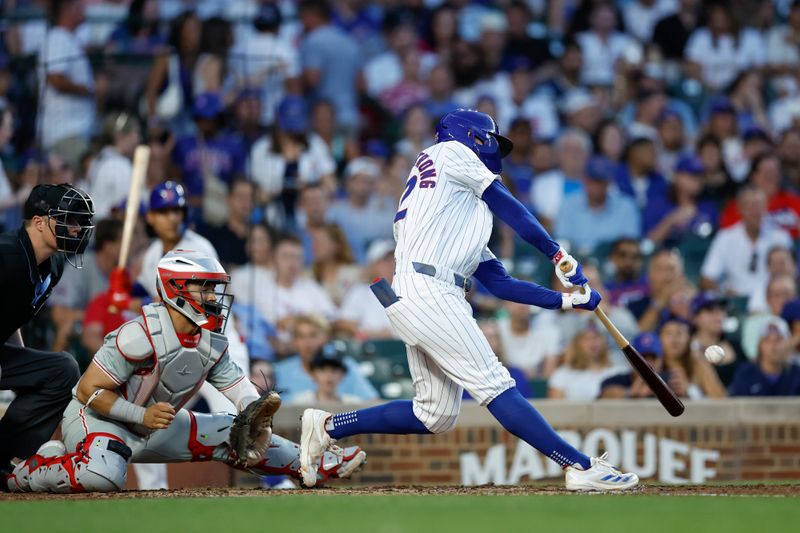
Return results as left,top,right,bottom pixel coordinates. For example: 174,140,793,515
481,180,560,259
473,259,563,310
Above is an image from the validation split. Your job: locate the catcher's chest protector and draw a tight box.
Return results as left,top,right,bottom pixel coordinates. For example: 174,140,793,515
124,304,228,434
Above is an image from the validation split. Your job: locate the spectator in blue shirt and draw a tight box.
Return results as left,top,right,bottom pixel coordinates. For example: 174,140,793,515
616,136,669,210
274,314,378,403
555,155,641,256
730,316,800,396
172,92,246,209
644,155,718,247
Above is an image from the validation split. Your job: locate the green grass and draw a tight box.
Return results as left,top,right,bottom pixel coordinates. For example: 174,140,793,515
3,494,799,533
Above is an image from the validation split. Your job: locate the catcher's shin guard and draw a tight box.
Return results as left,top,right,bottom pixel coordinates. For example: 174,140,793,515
236,434,366,485
8,434,131,493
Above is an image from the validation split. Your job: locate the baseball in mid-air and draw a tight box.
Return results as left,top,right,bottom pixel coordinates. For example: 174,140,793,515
704,345,725,364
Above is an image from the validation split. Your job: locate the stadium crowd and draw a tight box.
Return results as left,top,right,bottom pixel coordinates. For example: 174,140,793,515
1,0,800,409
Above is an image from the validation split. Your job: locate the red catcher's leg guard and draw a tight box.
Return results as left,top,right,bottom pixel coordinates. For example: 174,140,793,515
187,411,217,461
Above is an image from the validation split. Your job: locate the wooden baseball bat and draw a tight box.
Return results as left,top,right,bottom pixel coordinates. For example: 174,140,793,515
560,261,685,417
118,145,150,269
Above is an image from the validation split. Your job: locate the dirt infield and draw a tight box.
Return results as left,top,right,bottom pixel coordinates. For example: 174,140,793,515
2,483,799,501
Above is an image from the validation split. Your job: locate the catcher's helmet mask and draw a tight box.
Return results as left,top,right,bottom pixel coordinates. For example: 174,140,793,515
435,109,513,173
156,251,234,333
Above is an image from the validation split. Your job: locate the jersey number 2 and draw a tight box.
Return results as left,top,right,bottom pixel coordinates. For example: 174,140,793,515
394,176,417,222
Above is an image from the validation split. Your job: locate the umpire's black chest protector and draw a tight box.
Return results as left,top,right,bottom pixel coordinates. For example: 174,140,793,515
0,227,65,342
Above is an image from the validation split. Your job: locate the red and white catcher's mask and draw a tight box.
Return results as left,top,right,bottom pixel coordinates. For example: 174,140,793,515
156,250,233,333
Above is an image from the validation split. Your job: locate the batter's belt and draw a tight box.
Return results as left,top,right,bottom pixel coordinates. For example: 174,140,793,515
399,262,473,291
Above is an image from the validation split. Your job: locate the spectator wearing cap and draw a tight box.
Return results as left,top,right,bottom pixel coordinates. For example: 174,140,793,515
659,313,727,398
274,315,377,403
228,2,300,128
741,127,774,164
531,129,591,231
684,2,765,91
327,157,396,263
37,0,96,166
197,179,258,269
561,88,602,135
742,273,798,360
555,155,641,256
701,187,793,297
653,0,702,61
249,95,336,230
289,344,364,405
172,92,247,218
548,319,623,401
644,155,718,246
298,0,362,132
730,316,800,396
49,218,124,352
85,112,141,220
576,2,640,87
690,292,743,386
747,246,797,314
605,238,648,307
719,154,800,239
600,332,669,399
309,223,361,307
616,136,669,210
337,239,397,340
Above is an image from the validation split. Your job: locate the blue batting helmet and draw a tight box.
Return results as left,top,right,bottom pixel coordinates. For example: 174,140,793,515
149,181,187,211
435,109,513,173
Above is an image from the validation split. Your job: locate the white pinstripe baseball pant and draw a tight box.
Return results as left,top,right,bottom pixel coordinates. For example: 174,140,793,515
386,272,516,433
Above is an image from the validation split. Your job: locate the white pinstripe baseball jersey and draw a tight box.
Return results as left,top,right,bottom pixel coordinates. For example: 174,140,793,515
386,140,516,431
393,140,498,278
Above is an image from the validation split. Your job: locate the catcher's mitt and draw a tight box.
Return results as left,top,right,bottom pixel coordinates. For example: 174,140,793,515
229,390,282,466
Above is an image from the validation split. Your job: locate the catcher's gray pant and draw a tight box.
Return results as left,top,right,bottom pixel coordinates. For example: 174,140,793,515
387,273,516,433
0,345,80,466
7,399,304,492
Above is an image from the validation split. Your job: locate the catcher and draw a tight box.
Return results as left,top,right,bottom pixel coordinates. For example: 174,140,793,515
7,250,365,493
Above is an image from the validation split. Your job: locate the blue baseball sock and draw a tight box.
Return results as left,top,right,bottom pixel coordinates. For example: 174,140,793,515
487,387,591,470
326,401,431,440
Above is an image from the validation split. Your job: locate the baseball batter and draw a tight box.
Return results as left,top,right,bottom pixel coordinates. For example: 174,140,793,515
7,250,365,493
300,110,638,491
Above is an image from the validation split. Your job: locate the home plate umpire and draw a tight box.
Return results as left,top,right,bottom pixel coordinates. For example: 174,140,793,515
0,183,95,478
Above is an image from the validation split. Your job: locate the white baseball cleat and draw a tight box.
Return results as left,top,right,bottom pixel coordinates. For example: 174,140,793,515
564,452,639,492
299,408,334,487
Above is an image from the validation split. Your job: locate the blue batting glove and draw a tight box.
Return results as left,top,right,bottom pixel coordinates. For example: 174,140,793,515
574,288,602,311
